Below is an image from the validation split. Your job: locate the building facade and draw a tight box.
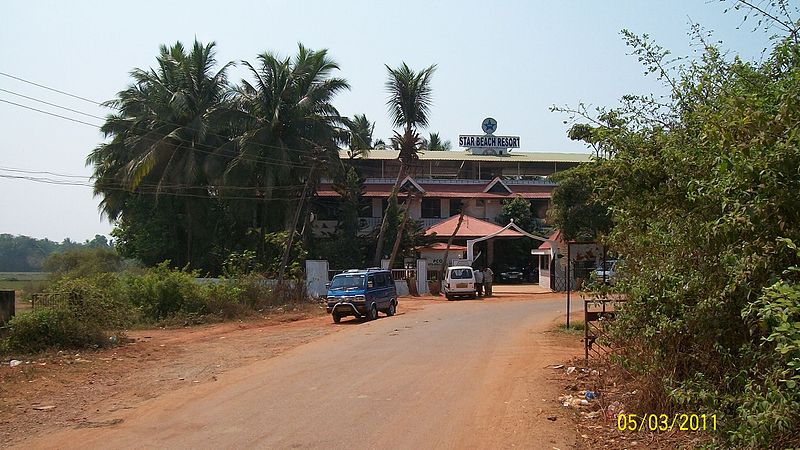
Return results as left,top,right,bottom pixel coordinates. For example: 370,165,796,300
313,148,590,236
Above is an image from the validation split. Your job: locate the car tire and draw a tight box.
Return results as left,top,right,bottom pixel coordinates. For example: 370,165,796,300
332,313,341,324
445,294,452,301
367,304,378,321
387,301,396,316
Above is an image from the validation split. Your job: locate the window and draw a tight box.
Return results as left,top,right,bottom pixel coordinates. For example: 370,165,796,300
330,274,365,289
539,255,550,272
421,198,441,218
449,268,473,279
367,275,375,289
380,273,392,287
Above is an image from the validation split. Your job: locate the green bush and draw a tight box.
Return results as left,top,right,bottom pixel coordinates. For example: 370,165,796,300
549,27,800,447
3,308,106,353
122,262,205,321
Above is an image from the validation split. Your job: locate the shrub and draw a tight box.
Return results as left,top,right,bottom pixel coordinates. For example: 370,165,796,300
122,262,204,321
3,274,132,353
3,308,106,353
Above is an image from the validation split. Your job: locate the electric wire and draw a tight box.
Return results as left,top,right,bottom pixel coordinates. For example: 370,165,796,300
0,71,333,158
0,173,314,203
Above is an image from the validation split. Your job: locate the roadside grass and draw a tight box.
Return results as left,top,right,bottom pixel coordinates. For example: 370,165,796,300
1,266,317,356
556,320,584,335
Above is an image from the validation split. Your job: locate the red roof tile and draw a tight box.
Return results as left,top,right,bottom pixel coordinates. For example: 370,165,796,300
537,230,563,249
418,243,468,251
425,215,524,238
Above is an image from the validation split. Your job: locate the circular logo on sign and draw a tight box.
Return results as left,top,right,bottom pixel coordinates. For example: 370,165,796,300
482,117,497,135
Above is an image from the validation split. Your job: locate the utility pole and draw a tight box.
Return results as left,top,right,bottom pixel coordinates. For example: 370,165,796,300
277,151,319,283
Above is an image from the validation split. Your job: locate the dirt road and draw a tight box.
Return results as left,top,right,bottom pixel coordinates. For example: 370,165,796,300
20,295,582,449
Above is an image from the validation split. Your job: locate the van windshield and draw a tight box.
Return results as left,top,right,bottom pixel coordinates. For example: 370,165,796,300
330,274,365,290
449,268,473,279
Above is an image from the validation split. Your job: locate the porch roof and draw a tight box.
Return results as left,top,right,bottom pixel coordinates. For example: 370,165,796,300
425,214,524,239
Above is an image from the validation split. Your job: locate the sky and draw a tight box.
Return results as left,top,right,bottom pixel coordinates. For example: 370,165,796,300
0,0,779,242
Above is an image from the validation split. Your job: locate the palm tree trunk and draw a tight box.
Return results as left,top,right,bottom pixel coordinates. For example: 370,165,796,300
185,200,193,268
387,195,414,269
277,163,316,283
372,166,405,266
438,205,466,291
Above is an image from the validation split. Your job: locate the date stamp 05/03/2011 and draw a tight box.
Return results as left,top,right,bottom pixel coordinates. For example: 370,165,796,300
617,413,717,432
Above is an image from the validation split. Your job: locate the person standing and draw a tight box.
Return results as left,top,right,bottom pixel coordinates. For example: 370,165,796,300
474,267,484,297
483,266,494,297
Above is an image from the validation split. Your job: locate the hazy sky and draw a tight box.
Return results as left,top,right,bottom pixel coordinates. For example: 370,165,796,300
0,1,776,241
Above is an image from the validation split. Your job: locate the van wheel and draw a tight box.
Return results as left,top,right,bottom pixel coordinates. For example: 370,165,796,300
367,304,378,321
387,301,396,316
332,313,341,324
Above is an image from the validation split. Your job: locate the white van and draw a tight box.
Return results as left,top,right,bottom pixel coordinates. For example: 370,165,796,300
443,266,476,300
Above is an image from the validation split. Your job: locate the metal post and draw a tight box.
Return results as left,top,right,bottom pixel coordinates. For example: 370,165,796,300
584,300,589,363
566,242,571,327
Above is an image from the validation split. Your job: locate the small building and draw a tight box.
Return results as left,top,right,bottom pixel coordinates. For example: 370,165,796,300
532,230,604,291
416,243,467,272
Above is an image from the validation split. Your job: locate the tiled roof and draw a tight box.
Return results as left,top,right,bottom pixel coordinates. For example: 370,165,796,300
537,230,563,250
316,179,554,199
418,243,468,251
425,215,524,238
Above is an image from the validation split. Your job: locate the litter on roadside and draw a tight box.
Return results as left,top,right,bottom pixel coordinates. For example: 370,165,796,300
9,360,21,367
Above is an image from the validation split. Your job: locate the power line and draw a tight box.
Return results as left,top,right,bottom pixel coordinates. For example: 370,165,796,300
0,98,102,128
0,166,311,192
0,88,107,120
0,71,106,106
0,71,330,158
0,95,314,170
0,173,312,202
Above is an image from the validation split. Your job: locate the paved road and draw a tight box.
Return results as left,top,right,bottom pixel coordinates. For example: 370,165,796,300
27,298,579,449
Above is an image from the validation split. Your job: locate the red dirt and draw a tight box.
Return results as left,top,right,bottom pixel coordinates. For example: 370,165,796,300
2,290,583,448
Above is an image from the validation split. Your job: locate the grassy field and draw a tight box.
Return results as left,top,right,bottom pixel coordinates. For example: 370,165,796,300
0,273,50,313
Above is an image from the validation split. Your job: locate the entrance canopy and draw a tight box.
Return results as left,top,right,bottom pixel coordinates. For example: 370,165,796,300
425,215,523,239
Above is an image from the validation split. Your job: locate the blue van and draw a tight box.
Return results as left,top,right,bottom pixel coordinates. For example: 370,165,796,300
326,268,398,323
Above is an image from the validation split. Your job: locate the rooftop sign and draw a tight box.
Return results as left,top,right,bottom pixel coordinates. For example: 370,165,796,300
458,135,520,148
459,117,520,155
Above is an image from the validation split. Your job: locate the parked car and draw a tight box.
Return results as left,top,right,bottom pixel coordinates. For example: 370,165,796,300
443,266,476,300
593,260,618,285
497,266,524,284
326,268,398,323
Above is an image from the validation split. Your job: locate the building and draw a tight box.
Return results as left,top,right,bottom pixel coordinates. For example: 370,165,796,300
313,148,590,237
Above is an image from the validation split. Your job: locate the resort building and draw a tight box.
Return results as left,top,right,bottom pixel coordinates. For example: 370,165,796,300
313,148,590,236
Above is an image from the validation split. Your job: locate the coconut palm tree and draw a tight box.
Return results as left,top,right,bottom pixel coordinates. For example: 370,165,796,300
226,44,349,277
423,132,451,151
372,62,436,266
344,113,374,159
87,40,233,267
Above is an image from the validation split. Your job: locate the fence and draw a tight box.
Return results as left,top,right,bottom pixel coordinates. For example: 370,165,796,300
584,297,625,362
31,292,78,310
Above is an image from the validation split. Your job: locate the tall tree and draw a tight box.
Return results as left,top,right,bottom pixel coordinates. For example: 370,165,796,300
372,63,436,266
422,132,451,151
344,113,374,159
87,40,233,268
227,44,349,271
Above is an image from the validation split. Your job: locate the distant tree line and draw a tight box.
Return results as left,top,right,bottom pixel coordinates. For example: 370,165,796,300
0,234,112,272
